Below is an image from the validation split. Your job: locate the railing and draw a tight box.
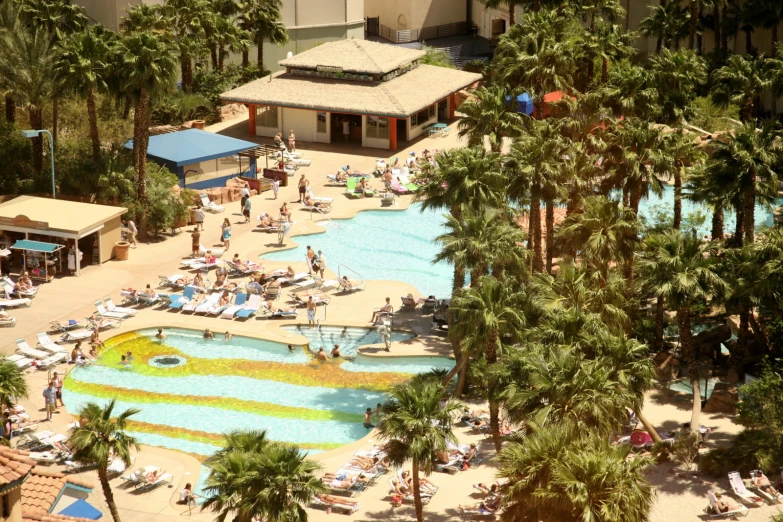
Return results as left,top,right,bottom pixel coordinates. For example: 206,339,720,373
371,21,475,44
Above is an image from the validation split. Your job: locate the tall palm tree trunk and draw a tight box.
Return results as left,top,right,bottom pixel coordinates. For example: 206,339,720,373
689,0,698,50
745,29,752,54
486,331,501,452
545,199,555,274
733,206,744,247
711,204,724,240
86,85,101,165
655,36,662,55
601,57,609,84
218,46,225,70
629,180,642,215
743,188,755,244
98,466,123,522
411,458,424,522
655,295,665,352
30,107,43,174
181,52,193,93
508,2,515,25
636,409,663,443
210,44,218,70
673,167,682,229
530,182,543,272
257,36,265,71
242,48,249,67
4,96,14,122
712,3,721,51
133,89,150,234
678,305,702,431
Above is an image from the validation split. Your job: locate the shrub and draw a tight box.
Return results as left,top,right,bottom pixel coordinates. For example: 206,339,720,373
671,432,701,470
700,429,779,476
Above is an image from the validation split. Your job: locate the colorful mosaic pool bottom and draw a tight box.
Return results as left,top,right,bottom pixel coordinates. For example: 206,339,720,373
62,328,454,458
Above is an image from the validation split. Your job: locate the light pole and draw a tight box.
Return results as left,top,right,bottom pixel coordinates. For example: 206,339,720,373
21,129,56,199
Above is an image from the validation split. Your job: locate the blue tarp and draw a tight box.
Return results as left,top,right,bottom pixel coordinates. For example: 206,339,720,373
11,240,61,253
506,93,533,115
58,498,103,520
124,129,257,167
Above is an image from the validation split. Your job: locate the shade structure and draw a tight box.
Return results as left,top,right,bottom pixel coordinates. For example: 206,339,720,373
124,129,258,168
506,93,533,115
11,239,61,253
58,498,103,520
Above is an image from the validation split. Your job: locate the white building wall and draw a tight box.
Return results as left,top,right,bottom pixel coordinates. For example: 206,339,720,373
281,108,317,144
361,115,390,149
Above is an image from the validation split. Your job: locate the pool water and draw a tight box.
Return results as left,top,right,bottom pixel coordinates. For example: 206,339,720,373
262,202,457,298
62,328,454,460
667,377,721,400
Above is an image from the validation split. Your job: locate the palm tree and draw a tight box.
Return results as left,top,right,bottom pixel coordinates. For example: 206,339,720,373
584,22,636,85
68,400,141,522
493,9,576,116
376,380,461,522
638,231,728,432
600,62,659,120
557,195,639,284
504,118,569,272
500,422,655,522
0,29,57,174
203,430,324,522
707,122,781,245
658,129,706,229
207,10,251,71
686,160,731,241
744,0,783,53
648,49,708,124
711,54,773,122
451,276,527,451
238,0,288,71
119,30,177,233
120,3,170,34
482,0,519,26
0,358,29,410
164,0,209,93
0,1,20,123
457,85,523,153
722,0,754,54
639,1,689,53
55,26,111,164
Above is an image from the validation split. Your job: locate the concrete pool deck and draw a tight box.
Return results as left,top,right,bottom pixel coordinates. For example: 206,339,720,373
2,117,779,522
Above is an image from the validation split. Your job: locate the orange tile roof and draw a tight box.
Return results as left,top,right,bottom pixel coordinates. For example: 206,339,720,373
23,511,97,522
0,445,35,490
21,468,94,516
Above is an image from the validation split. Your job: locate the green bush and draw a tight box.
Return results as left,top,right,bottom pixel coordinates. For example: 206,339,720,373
700,429,780,476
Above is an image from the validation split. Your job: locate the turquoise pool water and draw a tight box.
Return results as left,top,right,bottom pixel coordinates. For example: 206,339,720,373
262,202,457,298
62,328,454,460
667,377,721,399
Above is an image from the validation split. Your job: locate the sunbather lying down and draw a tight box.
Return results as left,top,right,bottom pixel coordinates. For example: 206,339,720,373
146,469,167,482
712,492,742,513
323,472,367,489
317,494,358,507
263,301,295,314
349,455,387,471
460,498,500,514
401,470,437,493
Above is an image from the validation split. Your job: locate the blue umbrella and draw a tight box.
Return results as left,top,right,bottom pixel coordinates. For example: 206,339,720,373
58,498,103,520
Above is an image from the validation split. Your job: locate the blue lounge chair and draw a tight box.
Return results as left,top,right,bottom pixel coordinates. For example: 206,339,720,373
235,294,261,318
168,286,196,310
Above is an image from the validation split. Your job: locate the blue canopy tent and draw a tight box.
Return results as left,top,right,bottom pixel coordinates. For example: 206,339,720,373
58,498,103,520
505,93,534,115
124,129,259,189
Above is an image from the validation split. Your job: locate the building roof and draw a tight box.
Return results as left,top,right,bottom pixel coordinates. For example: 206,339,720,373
0,196,127,237
124,129,258,168
279,39,426,76
23,513,97,522
22,468,94,516
220,64,482,119
0,445,35,491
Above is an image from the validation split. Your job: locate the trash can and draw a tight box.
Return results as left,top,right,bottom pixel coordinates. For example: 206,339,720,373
114,241,130,261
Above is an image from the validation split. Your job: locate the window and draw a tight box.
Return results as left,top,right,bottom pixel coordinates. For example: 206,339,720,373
366,116,389,139
256,106,278,128
410,104,435,128
317,112,327,133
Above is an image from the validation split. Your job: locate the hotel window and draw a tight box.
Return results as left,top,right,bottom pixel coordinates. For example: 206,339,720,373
256,106,278,128
366,116,390,139
411,104,435,128
317,112,327,133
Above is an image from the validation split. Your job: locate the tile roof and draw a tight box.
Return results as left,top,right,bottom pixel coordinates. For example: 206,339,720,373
0,445,35,489
279,39,426,76
22,468,94,516
22,512,97,522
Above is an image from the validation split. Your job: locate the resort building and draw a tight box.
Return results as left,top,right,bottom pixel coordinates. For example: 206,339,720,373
219,39,481,150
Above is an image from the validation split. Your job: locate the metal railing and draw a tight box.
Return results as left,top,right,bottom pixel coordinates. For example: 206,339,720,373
371,21,474,44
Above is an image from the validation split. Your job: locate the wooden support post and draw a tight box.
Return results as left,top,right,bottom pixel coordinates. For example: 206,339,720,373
389,118,397,151
248,104,256,136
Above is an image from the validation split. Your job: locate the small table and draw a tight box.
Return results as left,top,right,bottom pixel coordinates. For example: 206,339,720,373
428,123,448,137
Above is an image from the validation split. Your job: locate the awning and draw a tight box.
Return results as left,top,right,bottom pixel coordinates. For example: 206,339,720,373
11,240,63,253
58,498,103,520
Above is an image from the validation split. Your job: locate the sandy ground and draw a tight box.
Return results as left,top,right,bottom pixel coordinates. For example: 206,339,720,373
2,116,781,522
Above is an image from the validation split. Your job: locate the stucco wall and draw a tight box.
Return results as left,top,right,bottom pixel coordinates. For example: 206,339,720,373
365,0,412,31
281,107,317,144
411,0,465,30
101,216,122,262
361,115,390,149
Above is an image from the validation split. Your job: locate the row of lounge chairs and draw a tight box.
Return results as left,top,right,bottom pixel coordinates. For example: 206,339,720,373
312,446,390,515
120,464,173,491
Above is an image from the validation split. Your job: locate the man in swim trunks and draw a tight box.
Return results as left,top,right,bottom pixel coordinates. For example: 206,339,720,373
307,296,316,327
316,347,328,361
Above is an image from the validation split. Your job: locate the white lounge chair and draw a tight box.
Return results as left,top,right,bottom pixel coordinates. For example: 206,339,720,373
276,272,310,285
199,245,225,258
36,333,67,354
195,294,223,314
5,354,33,369
94,301,129,320
0,297,32,309
0,316,16,328
199,194,225,213
235,294,262,319
60,328,93,342
103,297,137,316
728,471,765,507
220,293,248,319
37,352,67,370
706,491,749,518
15,339,48,360
312,496,360,515
2,277,37,298
338,278,365,293
748,471,783,503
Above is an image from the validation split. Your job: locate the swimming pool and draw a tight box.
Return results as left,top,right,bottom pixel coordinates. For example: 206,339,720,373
283,325,416,359
62,328,454,460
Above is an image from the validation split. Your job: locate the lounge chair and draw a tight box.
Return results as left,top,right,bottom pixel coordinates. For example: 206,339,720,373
199,245,225,258
303,200,332,213
389,174,409,194
94,301,130,320
422,298,438,314
137,293,161,306
48,319,86,332
326,174,348,186
221,293,248,319
706,492,749,518
235,294,262,318
16,339,48,360
2,281,37,299
59,328,93,342
199,194,225,213
5,354,33,369
0,297,32,309
290,277,317,291
181,257,220,271
338,278,365,293
260,303,298,319
168,286,197,310
387,478,432,505
311,496,360,515
36,333,67,354
276,272,310,286
183,293,217,313
401,296,423,311
748,471,783,503
345,177,374,198
257,215,281,232
292,290,330,306
122,465,173,490
224,260,262,277
103,297,137,316
0,316,16,328
398,171,419,192
728,471,765,507
37,352,67,370
198,295,231,315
